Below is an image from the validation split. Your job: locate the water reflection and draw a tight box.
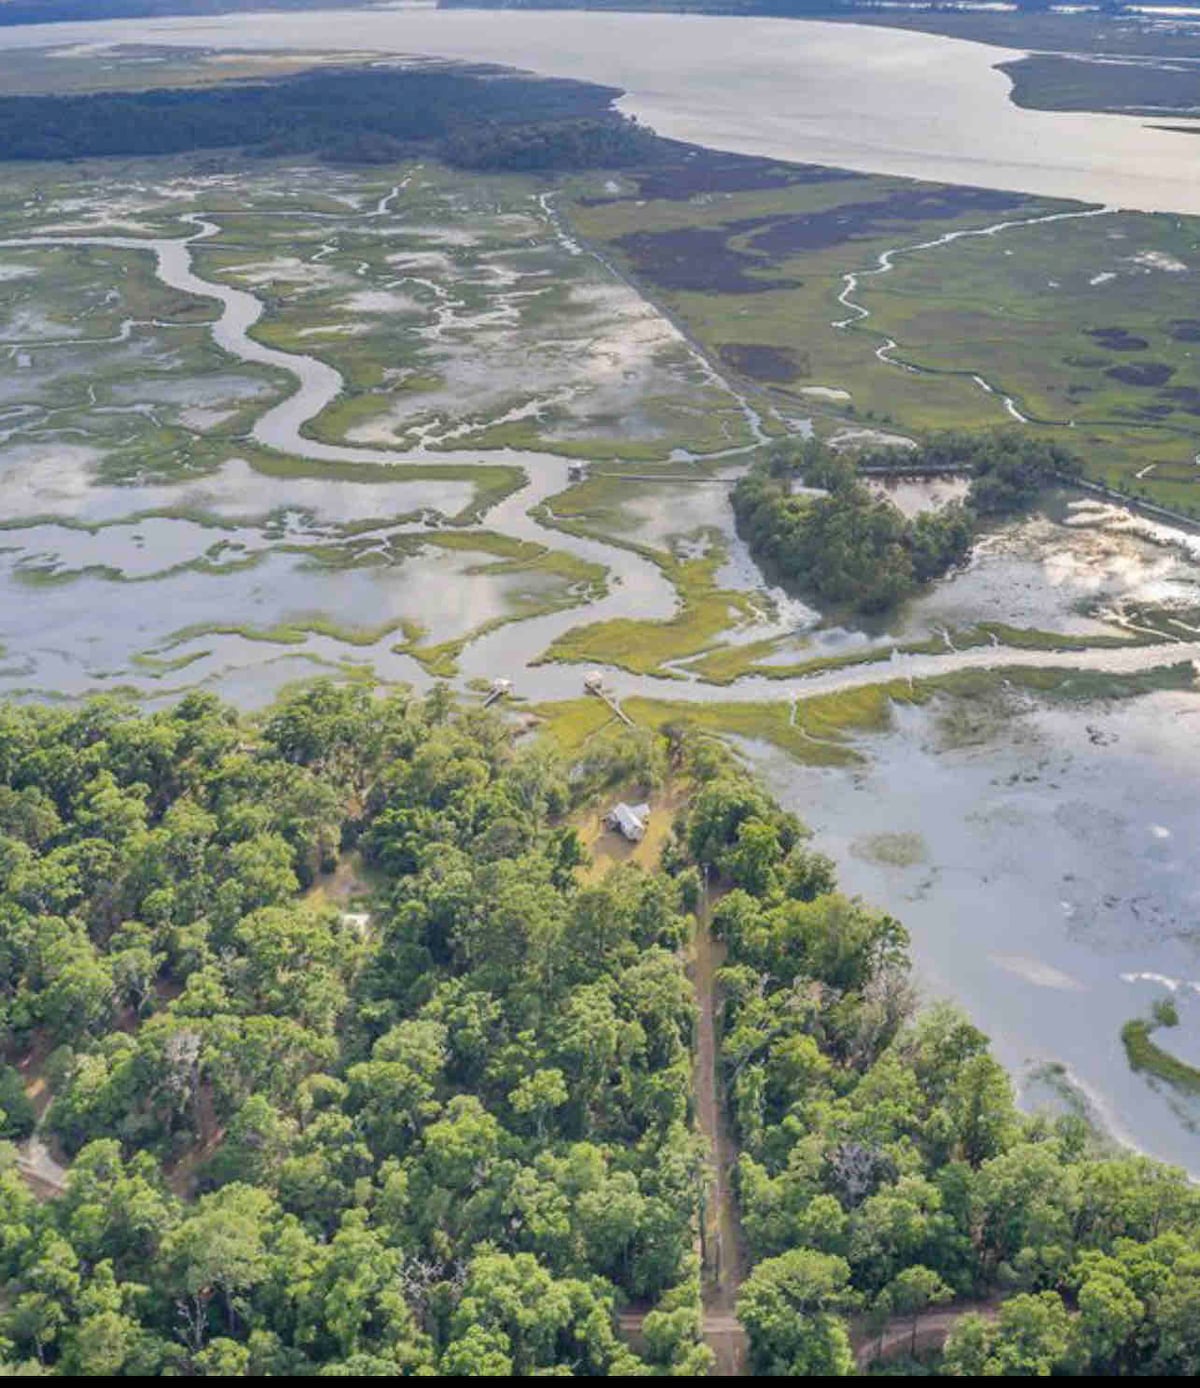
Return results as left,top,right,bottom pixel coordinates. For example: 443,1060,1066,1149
745,689,1200,1171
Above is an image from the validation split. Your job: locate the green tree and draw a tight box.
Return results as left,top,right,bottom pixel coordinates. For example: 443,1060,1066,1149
160,1184,274,1353
884,1264,953,1357
737,1248,856,1376
509,1068,569,1142
1077,1269,1143,1371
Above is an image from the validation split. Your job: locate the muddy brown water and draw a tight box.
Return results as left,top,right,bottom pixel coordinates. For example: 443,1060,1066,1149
4,14,1200,212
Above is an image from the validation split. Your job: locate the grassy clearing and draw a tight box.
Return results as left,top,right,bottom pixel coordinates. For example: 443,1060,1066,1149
301,850,383,912
576,781,687,886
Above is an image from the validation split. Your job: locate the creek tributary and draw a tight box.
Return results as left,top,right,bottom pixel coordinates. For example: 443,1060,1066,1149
5,217,1200,705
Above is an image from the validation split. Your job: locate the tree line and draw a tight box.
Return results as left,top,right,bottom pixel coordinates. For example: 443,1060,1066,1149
0,66,657,171
0,686,707,1374
0,1,416,25
731,430,1082,615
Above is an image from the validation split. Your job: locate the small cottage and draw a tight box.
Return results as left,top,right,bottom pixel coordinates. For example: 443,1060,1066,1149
605,802,651,843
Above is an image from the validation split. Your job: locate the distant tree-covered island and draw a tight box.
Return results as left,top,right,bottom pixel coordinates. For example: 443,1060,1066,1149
0,0,373,24
0,65,660,169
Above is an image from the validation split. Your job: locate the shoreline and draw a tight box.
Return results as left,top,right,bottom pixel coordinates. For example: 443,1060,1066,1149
0,13,1199,212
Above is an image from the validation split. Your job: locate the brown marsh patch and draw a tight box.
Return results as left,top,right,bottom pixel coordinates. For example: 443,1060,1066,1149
1106,361,1176,388
718,341,806,382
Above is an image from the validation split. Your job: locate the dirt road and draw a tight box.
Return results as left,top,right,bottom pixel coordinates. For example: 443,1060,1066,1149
693,898,750,1376
855,1299,1001,1368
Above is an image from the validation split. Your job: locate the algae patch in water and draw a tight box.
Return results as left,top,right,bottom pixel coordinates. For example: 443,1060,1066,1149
1123,1008,1200,1099
850,831,927,867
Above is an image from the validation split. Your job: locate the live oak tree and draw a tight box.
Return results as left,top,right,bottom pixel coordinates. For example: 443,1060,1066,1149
0,687,707,1374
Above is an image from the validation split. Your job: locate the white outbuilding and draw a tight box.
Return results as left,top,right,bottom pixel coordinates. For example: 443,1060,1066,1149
605,802,651,842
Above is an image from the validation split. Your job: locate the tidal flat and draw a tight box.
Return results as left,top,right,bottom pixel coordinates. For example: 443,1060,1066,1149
0,527,598,700
0,155,757,698
1,12,1200,1211
188,161,755,461
6,149,1200,709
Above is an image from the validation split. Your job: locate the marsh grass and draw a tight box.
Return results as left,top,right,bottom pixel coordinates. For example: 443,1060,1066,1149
565,168,1200,511
683,620,1153,686
537,535,765,678
535,660,1198,767
851,831,928,867
1123,1016,1200,1098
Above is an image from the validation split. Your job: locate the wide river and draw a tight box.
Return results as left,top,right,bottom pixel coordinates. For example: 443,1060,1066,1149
3,7,1200,212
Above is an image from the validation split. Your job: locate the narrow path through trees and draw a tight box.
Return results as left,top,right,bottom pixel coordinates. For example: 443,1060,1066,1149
693,896,750,1376
853,1299,1002,1370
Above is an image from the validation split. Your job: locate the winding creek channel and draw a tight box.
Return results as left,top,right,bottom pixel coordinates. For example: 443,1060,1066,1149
833,204,1117,424
4,213,1200,706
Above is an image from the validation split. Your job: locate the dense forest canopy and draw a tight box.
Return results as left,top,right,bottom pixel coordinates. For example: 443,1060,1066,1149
0,687,707,1374
0,684,1196,1374
0,66,658,169
731,431,1081,614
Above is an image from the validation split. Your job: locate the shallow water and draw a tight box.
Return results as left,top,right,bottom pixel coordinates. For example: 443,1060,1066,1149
866,476,971,518
0,534,563,698
0,450,474,529
4,13,1200,212
894,504,1200,642
745,689,1200,1172
5,205,1200,705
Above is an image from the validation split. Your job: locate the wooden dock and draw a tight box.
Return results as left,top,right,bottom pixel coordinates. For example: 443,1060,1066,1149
584,673,633,726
